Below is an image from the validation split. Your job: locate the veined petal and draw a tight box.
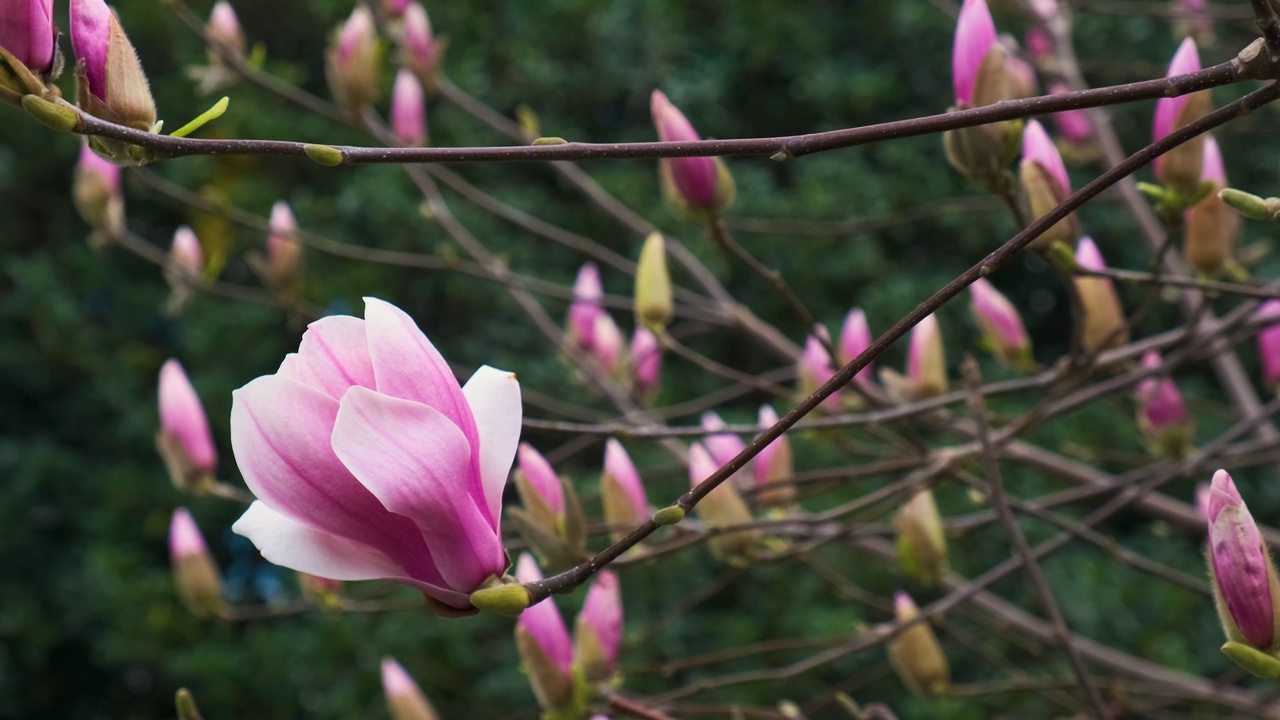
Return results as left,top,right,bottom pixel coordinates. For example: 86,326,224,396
233,501,403,581
1211,505,1275,648
331,386,505,592
71,0,112,99
230,375,440,584
461,365,523,526
277,315,376,400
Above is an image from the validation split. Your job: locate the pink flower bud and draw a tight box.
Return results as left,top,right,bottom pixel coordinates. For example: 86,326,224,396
1136,350,1188,431
799,327,841,411
630,326,662,395
169,507,223,616
907,314,947,398
838,307,874,386
1154,38,1209,190
170,226,203,279
1257,300,1280,388
1049,82,1093,146
327,6,379,113
952,0,997,106
753,405,794,507
384,0,410,19
969,277,1031,368
568,262,603,351
381,658,439,720
73,142,125,237
207,1,246,60
1025,27,1052,65
1,0,55,73
230,298,522,610
1074,237,1129,351
1004,51,1037,100
265,201,302,291
517,443,565,516
71,0,156,131
513,554,574,709
575,570,623,681
1020,120,1078,252
1183,136,1238,277
1023,118,1070,191
1028,0,1058,21
402,3,440,87
1196,482,1211,522
158,358,218,483
689,442,758,560
593,313,625,373
391,68,426,146
651,90,734,215
701,411,746,468
1206,469,1278,649
601,439,648,538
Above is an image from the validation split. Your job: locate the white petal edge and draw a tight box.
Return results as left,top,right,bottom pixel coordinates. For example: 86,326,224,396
232,501,406,581
462,365,522,525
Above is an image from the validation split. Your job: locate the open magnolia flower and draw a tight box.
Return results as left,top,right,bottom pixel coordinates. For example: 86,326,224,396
231,297,522,611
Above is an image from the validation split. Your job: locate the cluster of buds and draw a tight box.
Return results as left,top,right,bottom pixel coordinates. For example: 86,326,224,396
509,444,588,571
186,1,247,95
881,313,948,403
650,90,735,221
1020,119,1078,252
381,658,440,720
72,142,124,245
1072,236,1129,352
1135,350,1193,458
1182,137,1239,277
168,508,224,617
1204,470,1280,677
887,592,950,695
942,0,1024,191
515,555,624,714
968,277,1033,371
566,262,665,396
894,489,949,585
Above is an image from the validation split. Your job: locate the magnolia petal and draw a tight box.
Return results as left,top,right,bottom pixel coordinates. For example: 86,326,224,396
331,386,504,592
277,315,376,400
231,375,439,582
1211,506,1275,648
70,0,112,98
462,365,523,526
233,501,403,580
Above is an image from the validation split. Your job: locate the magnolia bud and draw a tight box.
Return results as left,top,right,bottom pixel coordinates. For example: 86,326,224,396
510,444,586,571
702,411,748,489
384,0,410,20
574,571,623,682
71,0,157,132
838,307,875,387
887,592,950,696
1154,39,1209,196
1019,120,1078,252
265,201,302,292
568,262,603,351
753,405,795,507
968,277,1032,370
165,227,203,312
894,490,949,585
1257,301,1280,390
391,68,426,146
1183,136,1237,277
206,2,246,62
634,232,673,331
401,3,442,91
1073,236,1128,352
1048,81,1093,147
0,0,56,77
326,6,379,114
1136,349,1193,458
156,359,217,492
593,313,625,375
907,314,947,399
514,554,576,710
651,90,734,219
382,658,439,720
72,142,125,241
689,442,759,563
798,326,841,412
601,439,649,542
629,326,662,396
169,508,223,617
944,0,1022,188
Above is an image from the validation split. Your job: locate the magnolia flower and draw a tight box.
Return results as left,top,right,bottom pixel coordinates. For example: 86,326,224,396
575,570,623,681
969,277,1032,369
157,359,218,490
601,438,648,540
1205,470,1280,652
568,262,604,351
514,554,575,710
1259,300,1280,389
1184,136,1238,277
838,307,874,386
326,5,378,113
0,0,55,74
753,405,794,507
391,68,426,146
1020,119,1078,252
381,658,439,720
952,0,997,107
1154,38,1209,193
1073,237,1128,352
651,90,734,217
230,298,522,611
630,326,662,396
71,0,156,132
169,508,222,616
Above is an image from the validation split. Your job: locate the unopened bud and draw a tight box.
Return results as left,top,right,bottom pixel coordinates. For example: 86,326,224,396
689,442,759,563
382,658,439,720
894,490,949,584
513,555,575,710
71,0,157,132
593,312,626,375
567,262,603,351
206,2,246,63
156,358,217,492
753,405,795,507
391,68,426,146
574,570,623,682
838,307,875,386
1154,39,1209,196
945,4,1022,188
1020,120,1078,252
629,326,662,396
401,3,443,91
601,439,649,541
888,592,950,696
73,142,124,241
169,508,223,617
907,313,948,399
1183,137,1238,277
1135,349,1193,458
264,201,302,292
510,443,586,571
1073,236,1128,352
798,326,842,412
968,277,1032,370
326,6,379,114
634,232,673,330
1257,301,1280,390
0,0,56,78
651,90,734,219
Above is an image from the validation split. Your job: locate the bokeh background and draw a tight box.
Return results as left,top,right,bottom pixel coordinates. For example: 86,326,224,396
3,0,1279,718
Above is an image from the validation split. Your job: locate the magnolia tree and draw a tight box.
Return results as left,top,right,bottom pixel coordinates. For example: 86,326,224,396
11,0,1280,717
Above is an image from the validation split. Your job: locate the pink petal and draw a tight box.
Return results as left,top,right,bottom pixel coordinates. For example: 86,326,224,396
1,0,55,72
604,439,647,516
1075,236,1107,271
169,507,208,558
233,501,408,583
277,315,377,400
381,658,424,701
230,375,441,584
1022,120,1070,192
952,0,997,105
515,554,574,674
651,90,718,208
518,442,565,515
701,411,746,467
70,0,112,99
579,570,623,666
1153,38,1201,143
1211,505,1275,647
391,68,426,146
159,359,218,472
330,386,504,592
461,365,522,526
1206,468,1244,524
1259,301,1280,386
1201,135,1226,184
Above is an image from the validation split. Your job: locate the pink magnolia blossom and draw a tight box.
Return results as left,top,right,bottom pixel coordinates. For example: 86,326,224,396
603,438,647,520
838,307,874,386
515,554,574,675
651,90,718,209
1153,38,1202,177
230,298,522,610
517,443,564,516
568,263,604,351
71,0,111,97
1049,82,1093,145
969,277,1030,363
0,0,55,73
952,0,997,105
593,313,625,373
1022,119,1070,192
800,326,841,411
391,68,426,146
1258,300,1280,388
576,570,623,675
1206,469,1276,648
159,359,218,473
1136,350,1188,431
630,326,662,394
169,507,210,559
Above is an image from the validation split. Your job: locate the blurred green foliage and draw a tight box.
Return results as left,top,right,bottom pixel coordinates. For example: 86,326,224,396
4,1,1280,718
